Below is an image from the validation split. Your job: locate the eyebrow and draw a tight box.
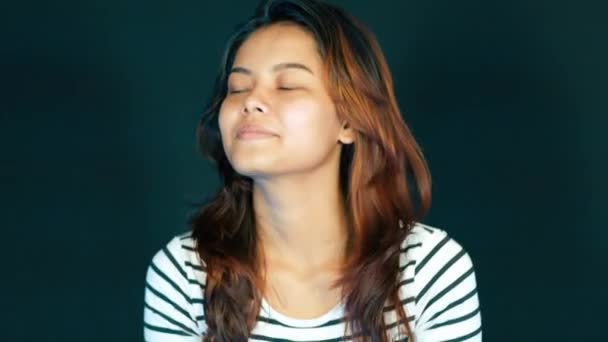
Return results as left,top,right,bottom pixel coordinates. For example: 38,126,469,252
230,62,314,76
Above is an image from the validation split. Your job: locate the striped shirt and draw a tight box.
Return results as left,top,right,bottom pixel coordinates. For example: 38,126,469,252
143,222,482,341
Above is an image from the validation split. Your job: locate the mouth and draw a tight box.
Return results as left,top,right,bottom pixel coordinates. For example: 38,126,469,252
236,130,278,140
236,124,278,140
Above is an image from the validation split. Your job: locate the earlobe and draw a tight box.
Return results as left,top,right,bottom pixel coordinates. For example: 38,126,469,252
338,134,354,144
338,123,355,144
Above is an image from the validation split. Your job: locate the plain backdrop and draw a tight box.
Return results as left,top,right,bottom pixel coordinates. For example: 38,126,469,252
1,0,606,340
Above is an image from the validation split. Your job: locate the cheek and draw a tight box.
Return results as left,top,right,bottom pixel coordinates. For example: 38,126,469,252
218,100,237,138
281,99,340,145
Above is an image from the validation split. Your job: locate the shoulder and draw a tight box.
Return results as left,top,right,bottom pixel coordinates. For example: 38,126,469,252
400,221,475,277
143,231,208,340
147,231,208,288
399,222,482,340
400,222,474,291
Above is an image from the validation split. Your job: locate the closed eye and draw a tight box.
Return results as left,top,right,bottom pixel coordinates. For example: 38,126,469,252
228,88,249,94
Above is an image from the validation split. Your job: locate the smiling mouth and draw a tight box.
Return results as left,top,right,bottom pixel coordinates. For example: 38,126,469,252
236,131,278,140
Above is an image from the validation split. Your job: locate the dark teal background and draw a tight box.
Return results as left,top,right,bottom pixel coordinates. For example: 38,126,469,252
1,0,606,340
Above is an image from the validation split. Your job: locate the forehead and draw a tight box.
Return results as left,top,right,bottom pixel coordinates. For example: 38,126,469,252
233,23,322,73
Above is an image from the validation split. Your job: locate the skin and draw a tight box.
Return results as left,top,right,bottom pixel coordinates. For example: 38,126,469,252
218,22,355,319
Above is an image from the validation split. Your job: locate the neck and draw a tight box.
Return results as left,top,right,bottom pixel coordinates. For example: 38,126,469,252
253,170,349,270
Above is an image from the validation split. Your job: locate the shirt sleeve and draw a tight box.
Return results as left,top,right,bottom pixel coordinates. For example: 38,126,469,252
413,228,482,342
143,237,203,342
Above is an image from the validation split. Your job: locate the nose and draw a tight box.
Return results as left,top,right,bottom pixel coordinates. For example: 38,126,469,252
241,89,268,115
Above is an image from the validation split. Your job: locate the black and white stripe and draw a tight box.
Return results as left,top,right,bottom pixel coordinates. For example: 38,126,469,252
143,222,482,341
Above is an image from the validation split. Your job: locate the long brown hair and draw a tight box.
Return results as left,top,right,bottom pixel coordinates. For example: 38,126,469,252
190,0,432,340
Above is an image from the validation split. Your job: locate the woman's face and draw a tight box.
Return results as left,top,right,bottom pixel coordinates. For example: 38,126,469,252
219,23,352,179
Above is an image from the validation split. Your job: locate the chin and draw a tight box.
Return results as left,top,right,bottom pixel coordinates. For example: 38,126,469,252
231,159,278,178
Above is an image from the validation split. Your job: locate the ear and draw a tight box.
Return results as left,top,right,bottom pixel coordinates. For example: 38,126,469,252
337,121,355,145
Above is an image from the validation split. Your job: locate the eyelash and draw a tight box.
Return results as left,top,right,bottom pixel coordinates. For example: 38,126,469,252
227,86,298,94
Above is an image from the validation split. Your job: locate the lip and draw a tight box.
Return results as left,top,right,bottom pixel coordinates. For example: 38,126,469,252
236,123,278,140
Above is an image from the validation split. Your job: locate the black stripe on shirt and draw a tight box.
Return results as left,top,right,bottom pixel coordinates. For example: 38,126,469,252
400,242,422,254
419,267,475,319
426,288,478,323
185,260,205,272
422,226,434,234
383,296,414,313
399,260,416,273
162,246,189,280
150,262,193,305
415,234,451,275
427,306,480,330
145,282,197,325
250,333,346,342
144,301,198,336
182,244,196,252
384,314,416,330
256,315,346,329
250,331,368,342
162,246,206,288
416,248,467,303
398,277,414,287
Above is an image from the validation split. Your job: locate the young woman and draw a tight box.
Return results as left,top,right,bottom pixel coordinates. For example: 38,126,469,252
143,0,482,341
